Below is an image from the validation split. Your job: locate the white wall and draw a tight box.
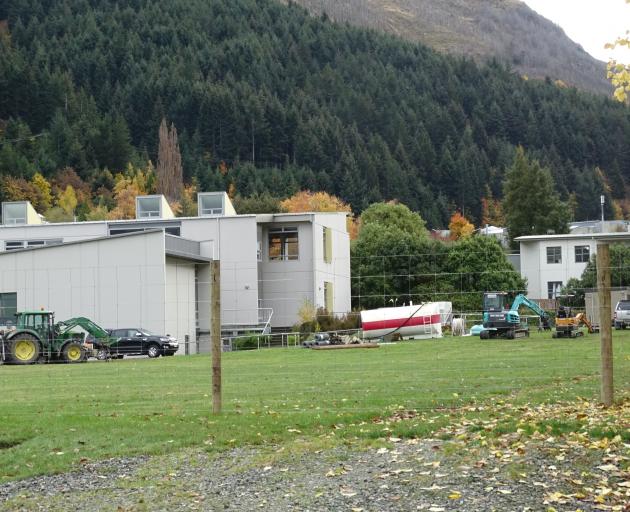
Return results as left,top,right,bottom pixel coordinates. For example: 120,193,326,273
181,216,259,326
0,231,168,333
312,213,351,318
520,239,597,299
259,221,315,328
0,222,108,250
165,257,198,354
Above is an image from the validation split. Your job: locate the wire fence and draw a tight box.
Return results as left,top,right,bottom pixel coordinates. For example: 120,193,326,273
0,249,628,421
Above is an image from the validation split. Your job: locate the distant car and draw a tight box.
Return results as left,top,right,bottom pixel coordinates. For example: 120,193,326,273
614,300,630,329
106,328,179,358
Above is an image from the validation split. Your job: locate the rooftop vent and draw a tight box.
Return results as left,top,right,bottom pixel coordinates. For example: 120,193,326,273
197,192,236,217
1,201,43,225
136,195,175,220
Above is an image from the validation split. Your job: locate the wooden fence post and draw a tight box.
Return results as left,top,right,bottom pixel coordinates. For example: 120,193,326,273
211,260,222,414
596,243,613,406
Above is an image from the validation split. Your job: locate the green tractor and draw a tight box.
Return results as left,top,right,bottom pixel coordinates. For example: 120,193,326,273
0,311,114,364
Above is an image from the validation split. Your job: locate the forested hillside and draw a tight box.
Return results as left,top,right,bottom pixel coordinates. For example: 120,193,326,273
286,0,612,96
0,0,629,227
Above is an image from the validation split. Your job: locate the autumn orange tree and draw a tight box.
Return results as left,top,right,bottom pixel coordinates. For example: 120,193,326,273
280,190,358,239
480,185,504,227
448,211,474,240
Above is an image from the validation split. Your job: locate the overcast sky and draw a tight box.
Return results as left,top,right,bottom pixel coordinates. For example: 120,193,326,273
523,0,630,63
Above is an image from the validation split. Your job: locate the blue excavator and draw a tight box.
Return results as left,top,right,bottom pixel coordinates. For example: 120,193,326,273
480,292,551,339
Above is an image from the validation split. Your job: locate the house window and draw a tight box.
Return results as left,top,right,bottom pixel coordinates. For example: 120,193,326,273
0,292,17,325
546,246,562,264
269,227,298,261
324,281,334,312
575,245,590,263
323,227,332,264
257,241,262,262
547,281,562,299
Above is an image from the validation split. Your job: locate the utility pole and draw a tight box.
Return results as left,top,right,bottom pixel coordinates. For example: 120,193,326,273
596,243,613,406
211,260,222,414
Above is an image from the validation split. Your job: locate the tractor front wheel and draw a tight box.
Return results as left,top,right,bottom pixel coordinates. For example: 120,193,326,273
62,342,86,363
9,334,41,364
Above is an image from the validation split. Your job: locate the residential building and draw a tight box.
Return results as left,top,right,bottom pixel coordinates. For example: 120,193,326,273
516,232,630,300
0,194,351,353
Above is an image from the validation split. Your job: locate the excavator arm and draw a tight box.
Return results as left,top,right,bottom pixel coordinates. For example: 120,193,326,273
510,294,551,327
574,312,596,334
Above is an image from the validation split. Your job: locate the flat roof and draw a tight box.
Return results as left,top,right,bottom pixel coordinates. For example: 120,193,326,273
0,230,212,263
516,232,630,243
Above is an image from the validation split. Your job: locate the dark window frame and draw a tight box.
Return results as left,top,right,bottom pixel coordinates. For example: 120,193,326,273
268,227,299,261
0,292,17,324
574,245,590,263
547,281,563,299
546,246,562,264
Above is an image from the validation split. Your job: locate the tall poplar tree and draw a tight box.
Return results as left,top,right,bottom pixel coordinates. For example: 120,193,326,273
156,118,183,201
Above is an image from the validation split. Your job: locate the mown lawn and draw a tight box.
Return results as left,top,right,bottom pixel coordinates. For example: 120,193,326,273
1,331,628,482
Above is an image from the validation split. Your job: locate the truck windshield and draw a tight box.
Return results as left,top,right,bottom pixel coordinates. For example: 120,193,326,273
617,302,630,311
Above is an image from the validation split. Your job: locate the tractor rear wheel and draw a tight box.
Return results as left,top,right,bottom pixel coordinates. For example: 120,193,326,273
9,334,41,364
62,342,86,363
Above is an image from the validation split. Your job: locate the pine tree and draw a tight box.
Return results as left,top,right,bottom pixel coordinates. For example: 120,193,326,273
503,147,570,248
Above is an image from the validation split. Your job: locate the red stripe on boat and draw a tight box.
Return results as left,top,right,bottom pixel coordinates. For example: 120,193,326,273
362,314,441,332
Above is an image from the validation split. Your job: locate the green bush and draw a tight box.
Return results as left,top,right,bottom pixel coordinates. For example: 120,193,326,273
232,332,265,350
316,308,361,332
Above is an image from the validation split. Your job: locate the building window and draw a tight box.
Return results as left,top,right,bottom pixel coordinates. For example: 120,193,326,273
546,246,562,264
324,281,334,312
109,223,181,236
323,227,332,264
257,241,262,262
575,245,590,263
269,227,298,261
0,292,17,325
4,239,62,251
547,281,562,299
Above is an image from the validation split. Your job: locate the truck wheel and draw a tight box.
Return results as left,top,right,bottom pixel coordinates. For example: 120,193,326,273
480,330,489,340
62,342,86,363
147,344,161,358
9,334,41,364
96,348,109,361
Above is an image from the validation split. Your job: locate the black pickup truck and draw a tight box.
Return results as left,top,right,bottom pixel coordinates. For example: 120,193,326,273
106,328,179,358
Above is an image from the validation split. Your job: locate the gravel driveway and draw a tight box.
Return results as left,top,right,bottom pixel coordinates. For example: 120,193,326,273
1,436,628,511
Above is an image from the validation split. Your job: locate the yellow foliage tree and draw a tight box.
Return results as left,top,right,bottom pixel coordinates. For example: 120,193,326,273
280,190,358,239
30,172,53,211
108,176,141,220
449,211,475,240
57,185,78,217
107,163,156,220
606,0,630,102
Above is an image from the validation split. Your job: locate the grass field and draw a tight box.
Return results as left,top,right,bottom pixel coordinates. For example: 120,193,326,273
1,331,629,482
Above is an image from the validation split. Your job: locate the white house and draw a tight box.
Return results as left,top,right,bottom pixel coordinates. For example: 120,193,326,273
0,193,351,353
516,232,630,300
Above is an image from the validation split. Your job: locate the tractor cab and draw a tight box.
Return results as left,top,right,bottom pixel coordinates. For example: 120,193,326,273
15,311,55,341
